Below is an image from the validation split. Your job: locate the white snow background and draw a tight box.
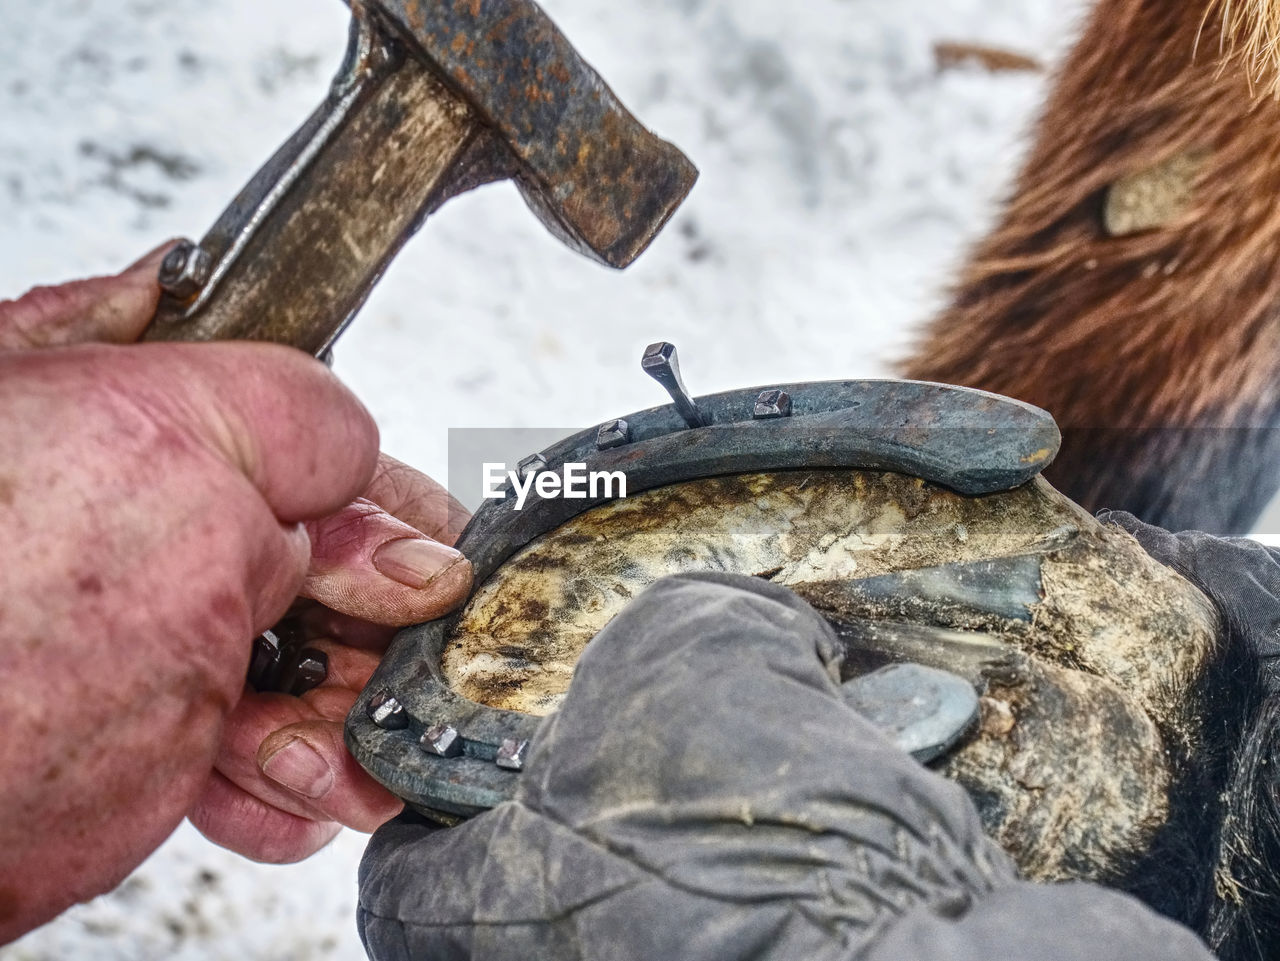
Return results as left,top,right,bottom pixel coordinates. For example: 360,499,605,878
0,0,1095,957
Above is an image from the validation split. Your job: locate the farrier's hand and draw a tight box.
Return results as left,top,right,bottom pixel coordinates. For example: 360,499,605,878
0,249,470,940
189,450,472,865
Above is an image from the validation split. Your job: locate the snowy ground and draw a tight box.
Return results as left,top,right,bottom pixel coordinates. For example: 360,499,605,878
0,0,1083,957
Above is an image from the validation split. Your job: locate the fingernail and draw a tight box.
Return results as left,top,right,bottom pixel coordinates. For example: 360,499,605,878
373,537,464,590
261,738,334,800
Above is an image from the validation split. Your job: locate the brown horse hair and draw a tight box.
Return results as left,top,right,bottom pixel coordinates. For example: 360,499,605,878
901,0,1280,533
1203,0,1280,95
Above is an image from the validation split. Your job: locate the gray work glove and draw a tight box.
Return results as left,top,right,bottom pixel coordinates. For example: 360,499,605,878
357,571,1214,961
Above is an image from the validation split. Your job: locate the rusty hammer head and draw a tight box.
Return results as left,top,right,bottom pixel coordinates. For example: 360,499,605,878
146,0,697,353
371,0,697,268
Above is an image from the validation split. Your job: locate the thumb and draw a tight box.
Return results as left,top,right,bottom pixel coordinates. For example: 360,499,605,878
302,499,472,626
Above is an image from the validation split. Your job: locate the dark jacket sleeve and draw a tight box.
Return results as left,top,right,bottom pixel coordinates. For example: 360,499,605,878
358,572,1216,961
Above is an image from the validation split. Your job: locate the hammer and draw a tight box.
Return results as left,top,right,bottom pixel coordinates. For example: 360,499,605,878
142,0,697,355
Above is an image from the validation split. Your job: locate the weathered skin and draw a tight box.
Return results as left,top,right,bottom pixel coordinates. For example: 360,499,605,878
444,470,1220,885
0,256,473,943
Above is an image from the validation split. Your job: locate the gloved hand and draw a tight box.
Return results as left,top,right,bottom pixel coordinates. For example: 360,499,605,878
357,572,1213,961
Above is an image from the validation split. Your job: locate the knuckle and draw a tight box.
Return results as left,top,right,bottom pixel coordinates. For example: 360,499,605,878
377,460,424,508
1,284,78,348
0,276,136,350
308,500,388,558
15,282,79,319
371,459,459,539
